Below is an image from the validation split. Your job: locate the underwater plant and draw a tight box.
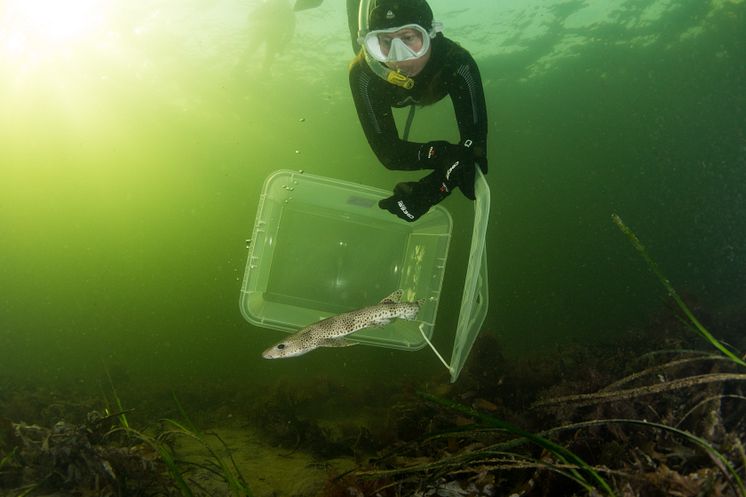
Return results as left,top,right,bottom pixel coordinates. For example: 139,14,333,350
158,395,255,497
612,213,746,367
329,347,745,497
0,411,172,496
104,393,254,497
0,378,255,497
322,235,746,497
419,391,617,496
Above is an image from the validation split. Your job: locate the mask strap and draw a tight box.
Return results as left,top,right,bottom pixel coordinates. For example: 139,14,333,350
429,21,443,38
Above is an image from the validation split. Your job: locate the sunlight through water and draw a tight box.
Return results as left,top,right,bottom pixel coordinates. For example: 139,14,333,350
1,0,112,79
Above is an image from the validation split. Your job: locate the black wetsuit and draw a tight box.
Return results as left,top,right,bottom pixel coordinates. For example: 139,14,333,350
349,34,488,172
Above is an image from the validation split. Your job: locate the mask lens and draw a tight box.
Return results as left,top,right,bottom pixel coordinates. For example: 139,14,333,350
364,24,430,63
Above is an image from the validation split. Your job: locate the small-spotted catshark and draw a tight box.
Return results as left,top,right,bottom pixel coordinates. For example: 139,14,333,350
262,290,423,359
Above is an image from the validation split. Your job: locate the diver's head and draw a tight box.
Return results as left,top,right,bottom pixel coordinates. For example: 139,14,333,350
363,0,440,77
368,0,434,32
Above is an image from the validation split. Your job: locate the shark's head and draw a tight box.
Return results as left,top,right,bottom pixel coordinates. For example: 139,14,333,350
262,337,309,359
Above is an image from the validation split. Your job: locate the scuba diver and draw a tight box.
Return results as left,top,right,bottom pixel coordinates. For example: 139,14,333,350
349,0,489,221
294,0,488,221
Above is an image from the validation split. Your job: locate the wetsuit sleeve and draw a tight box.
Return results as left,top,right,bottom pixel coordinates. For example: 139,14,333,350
349,60,425,171
347,0,361,53
445,51,489,169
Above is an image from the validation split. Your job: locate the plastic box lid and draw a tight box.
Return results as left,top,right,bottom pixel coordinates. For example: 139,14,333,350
240,170,452,350
448,168,490,382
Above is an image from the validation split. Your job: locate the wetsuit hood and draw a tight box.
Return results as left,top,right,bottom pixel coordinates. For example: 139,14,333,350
368,0,434,31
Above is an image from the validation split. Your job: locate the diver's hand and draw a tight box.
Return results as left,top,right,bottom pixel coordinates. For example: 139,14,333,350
418,140,454,166
419,141,487,200
378,172,450,222
437,153,482,200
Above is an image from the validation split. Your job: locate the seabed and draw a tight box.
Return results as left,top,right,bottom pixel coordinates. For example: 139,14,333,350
1,304,745,497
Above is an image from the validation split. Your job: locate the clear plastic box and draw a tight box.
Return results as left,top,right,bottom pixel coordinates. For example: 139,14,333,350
240,170,452,350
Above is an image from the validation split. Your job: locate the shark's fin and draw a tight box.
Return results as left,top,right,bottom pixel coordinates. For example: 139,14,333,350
379,289,403,305
370,317,393,327
319,337,357,348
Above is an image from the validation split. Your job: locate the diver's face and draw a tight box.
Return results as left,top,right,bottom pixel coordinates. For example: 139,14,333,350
379,28,431,77
378,27,424,55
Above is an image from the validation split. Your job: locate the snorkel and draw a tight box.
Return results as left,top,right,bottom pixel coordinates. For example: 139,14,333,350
357,0,416,89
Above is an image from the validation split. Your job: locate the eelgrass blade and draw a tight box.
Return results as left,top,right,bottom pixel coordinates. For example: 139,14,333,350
12,484,37,497
531,372,746,409
598,419,745,497
530,417,745,497
0,447,16,470
611,214,746,367
160,419,253,496
419,391,617,496
166,396,254,497
676,394,746,428
122,426,194,497
104,367,131,430
172,393,200,435
155,440,195,497
210,431,254,497
161,418,254,496
601,354,731,392
357,450,596,492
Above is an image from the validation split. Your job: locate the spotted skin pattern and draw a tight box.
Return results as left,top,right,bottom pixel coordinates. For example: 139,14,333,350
262,290,422,359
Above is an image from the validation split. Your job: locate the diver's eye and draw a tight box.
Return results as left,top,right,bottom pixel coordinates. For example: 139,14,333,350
277,344,286,350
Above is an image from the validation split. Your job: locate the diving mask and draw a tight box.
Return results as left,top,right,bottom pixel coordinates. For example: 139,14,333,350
362,22,442,63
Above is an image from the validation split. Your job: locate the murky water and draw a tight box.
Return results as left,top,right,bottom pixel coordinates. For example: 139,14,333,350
1,0,744,407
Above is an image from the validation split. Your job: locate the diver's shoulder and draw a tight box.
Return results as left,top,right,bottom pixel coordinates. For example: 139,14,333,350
348,52,385,94
349,51,371,77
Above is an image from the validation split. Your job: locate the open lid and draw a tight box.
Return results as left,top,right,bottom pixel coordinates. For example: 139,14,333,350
448,168,490,382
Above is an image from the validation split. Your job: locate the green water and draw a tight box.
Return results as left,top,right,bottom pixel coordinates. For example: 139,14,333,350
1,0,744,392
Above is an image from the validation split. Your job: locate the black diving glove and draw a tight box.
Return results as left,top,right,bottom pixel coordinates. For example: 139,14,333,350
418,141,488,201
379,171,451,222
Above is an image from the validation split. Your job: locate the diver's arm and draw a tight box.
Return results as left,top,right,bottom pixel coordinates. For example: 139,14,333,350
445,50,489,170
349,61,425,171
347,0,361,53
